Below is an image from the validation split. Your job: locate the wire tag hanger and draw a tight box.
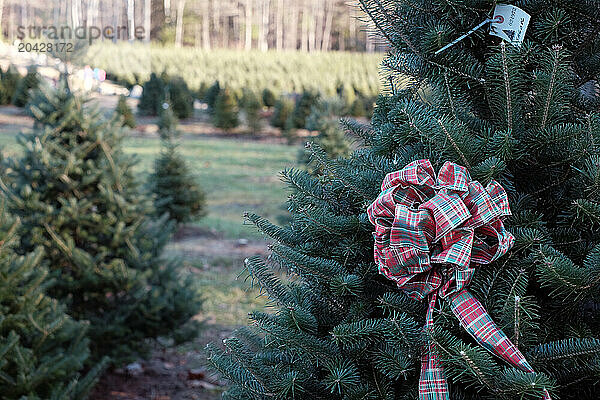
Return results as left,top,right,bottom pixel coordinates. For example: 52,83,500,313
435,4,531,55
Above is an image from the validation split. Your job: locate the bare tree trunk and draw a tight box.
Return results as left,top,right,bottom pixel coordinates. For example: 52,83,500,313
202,0,211,49
127,0,135,41
366,20,375,52
72,0,80,27
315,1,324,51
321,0,333,51
309,1,319,52
287,2,297,50
223,15,229,48
54,2,60,26
113,1,120,42
349,6,356,51
87,0,99,28
174,0,185,46
8,2,13,41
263,0,270,51
244,0,252,50
0,0,5,41
143,0,151,42
300,5,307,51
257,0,269,51
275,0,283,51
213,0,220,47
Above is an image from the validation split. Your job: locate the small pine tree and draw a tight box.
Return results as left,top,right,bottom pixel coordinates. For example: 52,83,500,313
150,106,206,224
2,79,202,364
213,88,239,131
204,81,221,111
300,99,351,169
0,201,105,399
0,65,21,105
167,77,194,119
115,94,136,128
262,88,276,108
289,90,319,129
138,72,166,116
12,66,40,107
348,98,366,117
196,82,208,100
242,90,263,134
270,96,294,129
336,82,357,115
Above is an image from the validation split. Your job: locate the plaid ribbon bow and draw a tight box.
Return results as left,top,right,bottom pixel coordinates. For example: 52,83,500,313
366,159,550,400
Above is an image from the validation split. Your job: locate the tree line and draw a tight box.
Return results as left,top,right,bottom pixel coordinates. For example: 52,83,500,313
0,0,385,52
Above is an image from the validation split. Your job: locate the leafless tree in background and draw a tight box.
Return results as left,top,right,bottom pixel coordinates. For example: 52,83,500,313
174,0,185,47
0,0,385,52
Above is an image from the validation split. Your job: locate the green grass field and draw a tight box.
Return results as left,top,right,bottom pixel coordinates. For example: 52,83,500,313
83,43,384,97
130,136,296,239
1,133,297,240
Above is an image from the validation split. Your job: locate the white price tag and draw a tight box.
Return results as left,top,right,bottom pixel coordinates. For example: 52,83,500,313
490,4,531,46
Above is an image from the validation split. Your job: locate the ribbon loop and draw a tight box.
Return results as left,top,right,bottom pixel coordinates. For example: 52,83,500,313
367,160,551,399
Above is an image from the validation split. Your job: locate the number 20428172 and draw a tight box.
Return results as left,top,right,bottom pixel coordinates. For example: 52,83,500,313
18,42,73,53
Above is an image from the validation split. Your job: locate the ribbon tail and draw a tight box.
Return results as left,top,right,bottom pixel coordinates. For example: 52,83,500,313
448,290,552,399
419,292,450,400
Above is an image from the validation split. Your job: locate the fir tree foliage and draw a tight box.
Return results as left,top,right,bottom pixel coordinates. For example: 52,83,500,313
1,79,202,364
213,87,240,131
150,105,207,225
242,89,263,134
208,1,600,399
0,64,20,105
204,80,221,111
114,94,136,128
0,201,105,399
138,73,194,118
138,72,166,116
270,96,294,129
300,98,351,171
262,88,276,108
166,76,194,119
289,90,320,129
12,66,40,107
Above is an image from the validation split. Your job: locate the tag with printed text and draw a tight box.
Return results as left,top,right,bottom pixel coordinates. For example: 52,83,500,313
489,4,530,46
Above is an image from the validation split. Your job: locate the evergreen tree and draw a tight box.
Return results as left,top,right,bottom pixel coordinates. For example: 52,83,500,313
138,72,166,116
213,88,239,131
114,94,136,128
150,105,206,225
300,99,351,170
204,81,221,112
0,65,21,105
0,201,105,399
262,88,276,108
349,98,366,118
1,80,201,365
167,77,194,119
289,90,320,129
336,82,357,116
208,1,600,399
242,90,263,134
270,96,294,129
12,66,40,107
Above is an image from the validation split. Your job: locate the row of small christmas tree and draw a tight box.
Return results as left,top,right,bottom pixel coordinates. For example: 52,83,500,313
202,80,375,134
0,76,204,398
